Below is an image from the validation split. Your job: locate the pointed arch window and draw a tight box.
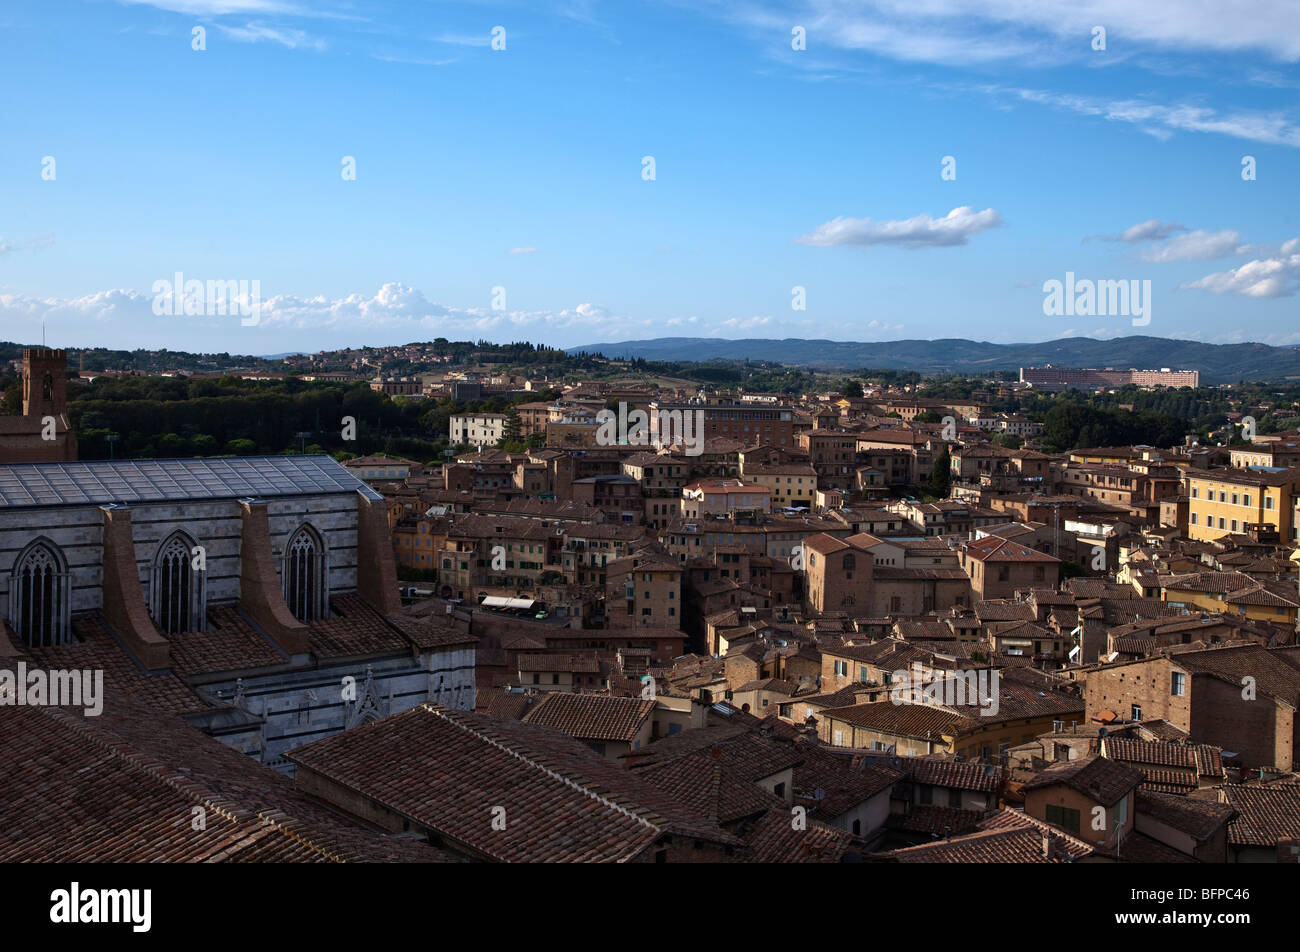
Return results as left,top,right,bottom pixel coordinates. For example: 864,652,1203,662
284,525,327,622
151,532,204,634
9,540,71,647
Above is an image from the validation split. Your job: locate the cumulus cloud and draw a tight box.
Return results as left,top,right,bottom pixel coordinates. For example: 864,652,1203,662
0,281,672,348
797,206,1002,248
250,284,626,332
1141,229,1244,262
1181,248,1300,298
0,288,155,323
720,316,774,330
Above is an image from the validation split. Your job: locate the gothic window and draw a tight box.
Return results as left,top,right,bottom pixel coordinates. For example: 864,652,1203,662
151,532,203,634
284,525,327,622
9,540,70,647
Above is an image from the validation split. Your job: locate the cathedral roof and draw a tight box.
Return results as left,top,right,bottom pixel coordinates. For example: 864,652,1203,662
0,454,382,509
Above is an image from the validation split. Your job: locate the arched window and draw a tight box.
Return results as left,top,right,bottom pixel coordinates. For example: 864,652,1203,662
9,539,70,647
283,525,327,622
151,532,204,634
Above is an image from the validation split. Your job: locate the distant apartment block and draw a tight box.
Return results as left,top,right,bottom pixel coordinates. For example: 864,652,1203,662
650,401,796,447
1019,366,1200,390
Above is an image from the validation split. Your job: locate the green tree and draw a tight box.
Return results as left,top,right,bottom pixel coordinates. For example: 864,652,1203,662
500,407,522,446
191,434,218,455
928,447,952,498
0,383,20,415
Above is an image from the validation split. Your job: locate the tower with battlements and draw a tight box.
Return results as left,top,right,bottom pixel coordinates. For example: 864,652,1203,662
0,348,77,462
22,349,69,418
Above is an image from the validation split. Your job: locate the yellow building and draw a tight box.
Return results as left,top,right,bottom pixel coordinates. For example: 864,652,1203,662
1068,447,1141,466
1158,572,1299,628
742,464,818,508
1184,467,1300,542
393,517,447,573
545,420,601,448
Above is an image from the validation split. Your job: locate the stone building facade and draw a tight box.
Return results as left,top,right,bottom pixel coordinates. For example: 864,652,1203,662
0,455,475,772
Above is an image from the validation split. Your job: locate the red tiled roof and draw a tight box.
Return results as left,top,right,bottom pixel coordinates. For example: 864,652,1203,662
1022,755,1143,804
878,825,1072,863
738,808,853,862
907,757,999,793
287,704,741,861
1221,783,1300,847
521,692,655,742
0,696,449,863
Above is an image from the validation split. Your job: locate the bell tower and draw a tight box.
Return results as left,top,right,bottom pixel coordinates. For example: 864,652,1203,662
22,348,68,418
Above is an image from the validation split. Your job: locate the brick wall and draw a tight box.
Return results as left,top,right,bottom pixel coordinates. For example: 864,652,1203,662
356,493,401,615
238,501,309,653
100,507,170,670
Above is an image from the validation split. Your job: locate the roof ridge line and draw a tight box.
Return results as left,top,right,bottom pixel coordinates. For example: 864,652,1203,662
427,705,662,833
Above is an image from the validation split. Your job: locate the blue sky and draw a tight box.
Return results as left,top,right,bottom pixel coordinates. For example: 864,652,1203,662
1,0,1297,355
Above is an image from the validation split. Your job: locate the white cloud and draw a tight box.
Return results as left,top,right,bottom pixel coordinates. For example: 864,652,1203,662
507,247,537,255
216,21,325,50
797,206,1001,248
998,86,1300,147
1182,249,1300,298
0,288,156,323
706,1,1300,65
1092,219,1187,243
120,0,301,14
720,316,774,330
570,303,610,320
0,282,642,343
1141,229,1243,262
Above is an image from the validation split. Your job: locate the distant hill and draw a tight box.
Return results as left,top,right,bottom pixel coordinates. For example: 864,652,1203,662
567,336,1300,384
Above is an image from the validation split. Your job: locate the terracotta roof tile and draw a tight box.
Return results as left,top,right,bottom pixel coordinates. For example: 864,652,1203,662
1221,783,1300,847
287,704,741,861
1022,755,1143,804
521,693,655,742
